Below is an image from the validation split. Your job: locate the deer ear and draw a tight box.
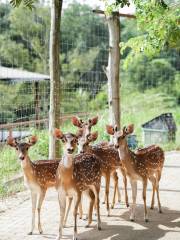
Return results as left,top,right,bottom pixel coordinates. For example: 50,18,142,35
71,116,82,128
54,128,64,139
127,124,134,134
29,136,37,146
89,131,98,142
123,124,134,136
7,137,17,147
89,116,98,126
106,125,115,135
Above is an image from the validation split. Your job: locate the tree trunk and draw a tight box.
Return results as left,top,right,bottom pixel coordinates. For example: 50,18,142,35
105,12,120,129
49,0,63,159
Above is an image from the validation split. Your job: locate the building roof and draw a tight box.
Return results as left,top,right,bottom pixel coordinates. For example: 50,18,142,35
0,66,50,82
142,113,177,132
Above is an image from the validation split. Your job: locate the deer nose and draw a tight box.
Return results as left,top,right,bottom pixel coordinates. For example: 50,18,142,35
19,155,25,160
80,150,84,154
115,144,119,149
67,148,73,154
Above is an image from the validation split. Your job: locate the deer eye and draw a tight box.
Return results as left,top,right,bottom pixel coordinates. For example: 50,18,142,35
16,147,18,150
61,138,66,143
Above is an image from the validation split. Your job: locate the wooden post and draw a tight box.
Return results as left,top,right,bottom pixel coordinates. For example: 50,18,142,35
105,12,120,129
49,0,63,159
93,10,135,130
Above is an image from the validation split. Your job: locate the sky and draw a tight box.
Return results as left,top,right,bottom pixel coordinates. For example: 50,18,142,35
0,0,135,14
63,0,135,14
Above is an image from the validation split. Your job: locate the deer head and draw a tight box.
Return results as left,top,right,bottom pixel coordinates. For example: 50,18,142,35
77,130,98,154
71,116,98,139
106,124,134,149
54,128,78,154
7,135,37,160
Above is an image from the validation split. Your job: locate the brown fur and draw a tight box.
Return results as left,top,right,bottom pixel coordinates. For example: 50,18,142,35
7,136,60,235
106,124,165,221
54,130,102,240
78,136,129,211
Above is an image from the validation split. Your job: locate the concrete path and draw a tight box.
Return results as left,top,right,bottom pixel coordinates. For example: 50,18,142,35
0,151,180,240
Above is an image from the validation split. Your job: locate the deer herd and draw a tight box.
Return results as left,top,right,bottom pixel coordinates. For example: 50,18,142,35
7,116,165,240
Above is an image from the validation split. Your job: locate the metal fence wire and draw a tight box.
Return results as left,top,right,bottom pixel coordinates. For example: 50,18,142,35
0,0,179,198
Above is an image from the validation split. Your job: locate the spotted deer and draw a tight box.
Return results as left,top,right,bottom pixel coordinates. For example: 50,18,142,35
106,124,164,222
72,116,129,215
54,129,102,240
7,135,60,235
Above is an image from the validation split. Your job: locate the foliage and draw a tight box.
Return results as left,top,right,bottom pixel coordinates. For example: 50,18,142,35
10,0,35,9
0,4,50,72
122,55,176,91
103,0,180,60
121,1,180,63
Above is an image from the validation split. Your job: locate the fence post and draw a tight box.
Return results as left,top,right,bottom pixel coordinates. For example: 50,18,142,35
49,0,63,159
105,12,120,129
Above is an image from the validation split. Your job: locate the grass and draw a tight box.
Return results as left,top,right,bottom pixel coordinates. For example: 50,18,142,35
0,86,179,197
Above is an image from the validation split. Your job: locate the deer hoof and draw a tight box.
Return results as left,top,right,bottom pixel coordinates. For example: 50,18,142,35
97,224,102,231
73,233,78,240
28,232,33,235
145,218,149,222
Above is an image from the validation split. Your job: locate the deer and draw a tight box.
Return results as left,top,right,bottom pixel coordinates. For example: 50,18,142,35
7,135,60,235
7,134,83,234
54,129,102,240
106,124,165,222
72,116,129,216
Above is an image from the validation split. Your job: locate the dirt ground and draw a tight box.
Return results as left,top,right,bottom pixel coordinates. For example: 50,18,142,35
0,151,180,240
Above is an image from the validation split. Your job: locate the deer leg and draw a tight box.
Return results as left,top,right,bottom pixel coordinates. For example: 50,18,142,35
78,197,83,219
130,180,137,222
149,176,156,210
28,191,37,235
111,171,119,209
56,189,66,240
117,182,121,203
73,191,81,240
142,179,148,222
156,171,162,213
92,185,101,230
85,190,95,228
102,176,106,205
63,197,73,227
120,167,129,207
105,172,110,216
37,189,46,234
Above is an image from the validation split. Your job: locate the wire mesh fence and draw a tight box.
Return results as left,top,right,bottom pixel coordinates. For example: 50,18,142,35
0,0,179,198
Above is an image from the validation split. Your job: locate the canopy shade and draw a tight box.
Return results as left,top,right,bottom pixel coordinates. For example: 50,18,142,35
0,66,50,82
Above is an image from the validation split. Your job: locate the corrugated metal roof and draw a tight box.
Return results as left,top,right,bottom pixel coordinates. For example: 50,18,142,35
142,113,177,132
0,66,50,82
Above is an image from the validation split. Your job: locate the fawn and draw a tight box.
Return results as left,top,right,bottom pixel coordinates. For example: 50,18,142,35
7,135,60,235
54,129,102,240
106,124,164,222
72,116,129,215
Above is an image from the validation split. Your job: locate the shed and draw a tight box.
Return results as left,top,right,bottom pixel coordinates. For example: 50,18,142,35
0,66,49,82
141,113,177,146
0,66,50,131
